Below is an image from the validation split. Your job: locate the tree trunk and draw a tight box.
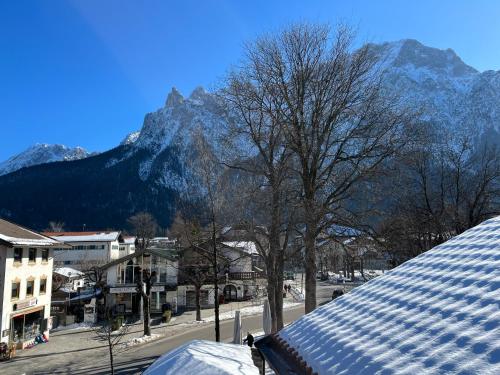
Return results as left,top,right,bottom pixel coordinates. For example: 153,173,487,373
143,293,151,336
269,179,284,330
304,214,317,313
108,334,114,375
195,285,202,321
274,244,284,330
266,263,277,332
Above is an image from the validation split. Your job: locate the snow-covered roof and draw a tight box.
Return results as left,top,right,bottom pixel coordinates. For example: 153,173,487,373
0,218,62,247
271,216,500,374
53,267,84,278
44,231,120,242
123,236,136,244
223,241,258,255
143,340,259,375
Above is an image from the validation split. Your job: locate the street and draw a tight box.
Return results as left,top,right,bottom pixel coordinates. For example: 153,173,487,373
1,281,345,375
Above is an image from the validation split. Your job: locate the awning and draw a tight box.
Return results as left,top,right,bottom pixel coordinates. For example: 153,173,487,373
11,306,44,318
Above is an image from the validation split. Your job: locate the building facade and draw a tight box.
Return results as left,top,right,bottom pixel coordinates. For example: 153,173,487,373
0,219,65,348
44,231,125,270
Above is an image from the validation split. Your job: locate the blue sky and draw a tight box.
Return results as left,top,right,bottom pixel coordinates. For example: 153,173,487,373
1,0,499,160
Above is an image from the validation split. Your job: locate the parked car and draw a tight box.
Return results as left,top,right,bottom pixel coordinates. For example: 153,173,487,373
332,289,344,300
284,271,295,280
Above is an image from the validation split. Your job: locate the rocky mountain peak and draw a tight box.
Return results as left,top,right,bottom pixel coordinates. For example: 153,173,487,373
165,87,184,108
370,39,478,78
393,39,477,76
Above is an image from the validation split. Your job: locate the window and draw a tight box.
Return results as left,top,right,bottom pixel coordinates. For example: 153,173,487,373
39,278,47,294
119,246,125,251
11,281,20,300
26,279,34,296
13,248,23,263
41,248,49,262
64,261,72,265
28,248,37,263
112,245,119,250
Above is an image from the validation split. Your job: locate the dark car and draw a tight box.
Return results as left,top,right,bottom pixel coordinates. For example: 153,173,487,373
332,289,344,300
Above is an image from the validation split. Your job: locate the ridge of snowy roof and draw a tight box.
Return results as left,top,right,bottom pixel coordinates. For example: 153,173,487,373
143,339,259,375
45,231,120,242
0,218,63,246
274,216,500,375
222,241,258,255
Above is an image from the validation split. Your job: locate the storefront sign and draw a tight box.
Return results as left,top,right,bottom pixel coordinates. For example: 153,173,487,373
13,297,37,311
110,287,136,294
110,285,165,293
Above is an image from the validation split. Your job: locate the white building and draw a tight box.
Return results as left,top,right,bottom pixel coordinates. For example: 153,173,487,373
177,241,264,309
102,246,178,315
120,236,136,256
43,231,126,270
0,218,66,348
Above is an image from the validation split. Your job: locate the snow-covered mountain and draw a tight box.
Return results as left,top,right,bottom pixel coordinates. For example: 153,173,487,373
120,131,141,146
0,39,499,230
371,39,500,138
0,144,92,176
109,86,229,190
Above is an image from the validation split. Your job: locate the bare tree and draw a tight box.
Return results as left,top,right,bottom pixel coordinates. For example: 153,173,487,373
47,221,65,232
127,212,158,251
175,130,232,341
127,212,158,335
92,311,129,375
136,268,156,336
380,127,500,264
222,49,298,330
230,23,411,312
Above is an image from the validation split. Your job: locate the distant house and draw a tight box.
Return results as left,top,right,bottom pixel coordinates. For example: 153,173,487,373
0,218,67,349
43,231,126,270
256,216,500,374
177,241,264,309
53,266,85,292
120,236,137,256
101,242,178,316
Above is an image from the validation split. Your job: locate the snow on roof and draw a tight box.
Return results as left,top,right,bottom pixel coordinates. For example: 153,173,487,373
123,236,136,244
223,241,258,255
45,231,120,242
276,216,500,374
53,267,84,278
0,218,62,247
143,340,259,375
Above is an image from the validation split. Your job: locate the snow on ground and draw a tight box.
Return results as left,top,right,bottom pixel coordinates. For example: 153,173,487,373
202,302,302,323
278,216,500,374
123,333,161,348
51,322,94,332
143,339,259,375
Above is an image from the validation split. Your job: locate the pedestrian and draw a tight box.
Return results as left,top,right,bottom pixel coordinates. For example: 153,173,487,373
246,332,254,347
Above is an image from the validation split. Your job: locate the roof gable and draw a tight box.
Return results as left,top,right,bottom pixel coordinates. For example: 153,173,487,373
0,218,62,247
